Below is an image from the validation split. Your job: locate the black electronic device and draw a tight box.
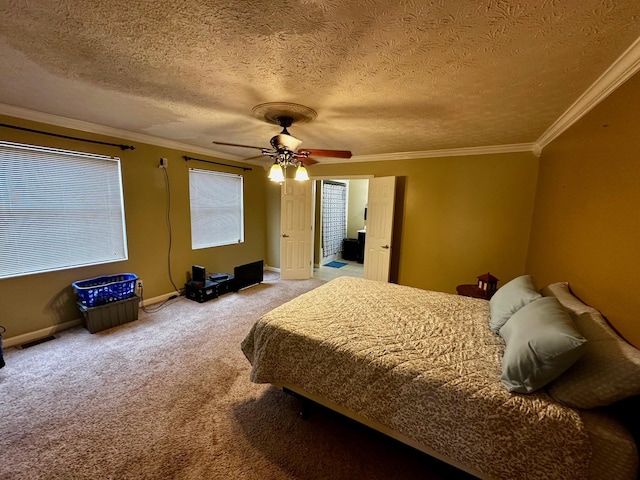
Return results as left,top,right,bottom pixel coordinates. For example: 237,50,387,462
233,260,264,291
209,273,229,282
192,265,206,284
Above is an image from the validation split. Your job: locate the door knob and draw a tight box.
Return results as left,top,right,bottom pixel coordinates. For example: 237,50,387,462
381,245,390,249
282,234,290,238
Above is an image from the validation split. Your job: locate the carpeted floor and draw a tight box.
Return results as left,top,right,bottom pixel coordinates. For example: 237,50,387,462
0,271,472,480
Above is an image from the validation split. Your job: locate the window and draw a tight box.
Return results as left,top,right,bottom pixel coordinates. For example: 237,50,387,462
0,141,128,279
189,168,244,249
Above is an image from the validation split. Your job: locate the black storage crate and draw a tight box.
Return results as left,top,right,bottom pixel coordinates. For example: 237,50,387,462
77,295,140,333
213,275,235,295
185,280,218,303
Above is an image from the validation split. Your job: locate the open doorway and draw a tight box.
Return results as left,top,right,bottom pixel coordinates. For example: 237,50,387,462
312,178,369,281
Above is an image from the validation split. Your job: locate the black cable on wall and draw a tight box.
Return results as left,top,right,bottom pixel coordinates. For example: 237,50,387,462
140,161,181,313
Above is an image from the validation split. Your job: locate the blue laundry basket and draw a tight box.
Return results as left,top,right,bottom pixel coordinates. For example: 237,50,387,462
72,273,138,307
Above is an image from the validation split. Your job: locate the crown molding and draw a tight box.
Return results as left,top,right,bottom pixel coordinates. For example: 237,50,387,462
337,142,537,164
535,34,640,152
0,102,537,163
0,103,244,161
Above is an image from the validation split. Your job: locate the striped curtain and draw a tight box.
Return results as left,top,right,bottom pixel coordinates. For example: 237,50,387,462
322,181,347,258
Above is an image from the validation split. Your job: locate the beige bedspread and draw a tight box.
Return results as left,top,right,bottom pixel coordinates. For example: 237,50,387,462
242,277,592,479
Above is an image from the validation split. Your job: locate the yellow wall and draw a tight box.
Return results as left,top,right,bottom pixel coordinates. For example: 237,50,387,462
526,71,640,348
0,115,267,339
267,152,539,294
347,179,368,238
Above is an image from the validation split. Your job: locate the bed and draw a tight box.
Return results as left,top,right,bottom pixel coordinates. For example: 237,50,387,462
241,276,639,479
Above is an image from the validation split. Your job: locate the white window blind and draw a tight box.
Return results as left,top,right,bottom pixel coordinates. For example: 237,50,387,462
189,168,244,249
0,141,128,279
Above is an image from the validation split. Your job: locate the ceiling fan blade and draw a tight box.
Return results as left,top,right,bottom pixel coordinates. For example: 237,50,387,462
242,154,267,161
299,157,319,166
299,149,352,159
212,140,265,151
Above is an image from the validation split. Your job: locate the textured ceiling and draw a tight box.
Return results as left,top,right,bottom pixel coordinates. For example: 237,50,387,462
1,0,640,164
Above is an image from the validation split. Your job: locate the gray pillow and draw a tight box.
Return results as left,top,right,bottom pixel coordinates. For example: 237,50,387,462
500,297,587,394
546,310,640,408
489,275,541,334
540,282,598,316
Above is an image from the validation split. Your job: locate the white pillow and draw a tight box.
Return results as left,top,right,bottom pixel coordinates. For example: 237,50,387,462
500,297,587,393
541,282,598,316
489,275,541,334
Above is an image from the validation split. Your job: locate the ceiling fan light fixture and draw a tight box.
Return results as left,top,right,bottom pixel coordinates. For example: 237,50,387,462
268,162,285,182
213,103,349,182
270,133,302,151
294,164,309,181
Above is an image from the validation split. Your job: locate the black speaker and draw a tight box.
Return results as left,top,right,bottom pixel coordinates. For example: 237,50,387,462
192,265,206,283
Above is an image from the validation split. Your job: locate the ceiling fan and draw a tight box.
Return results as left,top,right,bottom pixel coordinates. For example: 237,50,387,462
212,103,352,181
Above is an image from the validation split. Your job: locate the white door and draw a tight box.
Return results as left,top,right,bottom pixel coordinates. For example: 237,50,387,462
363,176,396,282
280,179,313,279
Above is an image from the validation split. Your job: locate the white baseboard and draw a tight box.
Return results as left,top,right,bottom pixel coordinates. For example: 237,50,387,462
264,265,280,273
3,318,82,348
140,291,183,307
